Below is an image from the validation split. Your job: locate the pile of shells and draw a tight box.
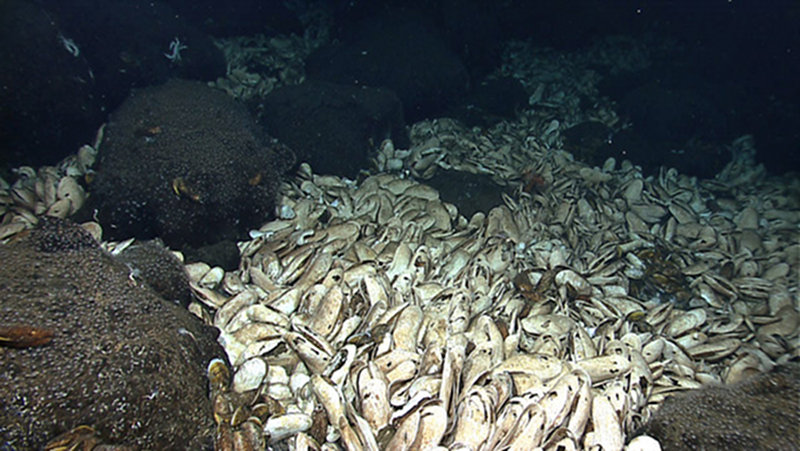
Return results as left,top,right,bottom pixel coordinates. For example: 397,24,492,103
373,110,619,185
209,30,324,101
1,126,797,451
0,126,101,242
500,35,671,128
3,33,798,450
186,129,799,450
373,36,684,188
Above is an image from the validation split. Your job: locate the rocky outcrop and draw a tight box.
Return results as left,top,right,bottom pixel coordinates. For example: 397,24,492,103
90,79,295,250
638,363,800,450
116,238,194,308
0,0,104,168
259,80,408,178
306,9,469,122
0,218,226,449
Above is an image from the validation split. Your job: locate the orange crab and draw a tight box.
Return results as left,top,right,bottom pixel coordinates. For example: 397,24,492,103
520,167,547,193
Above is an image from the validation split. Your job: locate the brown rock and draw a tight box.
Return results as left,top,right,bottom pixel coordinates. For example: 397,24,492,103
116,239,193,308
0,218,225,449
90,79,295,250
639,363,800,451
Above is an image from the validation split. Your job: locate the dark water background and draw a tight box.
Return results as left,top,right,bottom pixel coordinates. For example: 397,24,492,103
1,0,798,175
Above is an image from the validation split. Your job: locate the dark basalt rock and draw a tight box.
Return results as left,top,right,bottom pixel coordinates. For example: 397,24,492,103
637,363,800,451
0,218,225,449
562,121,615,168
619,81,727,145
423,169,508,219
612,80,730,177
116,239,194,308
0,0,104,169
306,9,469,122
448,77,528,128
439,0,504,79
90,79,295,252
40,0,226,110
181,240,242,273
163,0,303,37
258,80,408,178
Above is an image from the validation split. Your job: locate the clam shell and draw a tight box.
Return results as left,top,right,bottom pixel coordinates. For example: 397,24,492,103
232,357,267,393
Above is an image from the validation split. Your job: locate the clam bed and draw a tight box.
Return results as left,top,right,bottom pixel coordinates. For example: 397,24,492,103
2,119,797,450
2,36,798,451
185,131,798,451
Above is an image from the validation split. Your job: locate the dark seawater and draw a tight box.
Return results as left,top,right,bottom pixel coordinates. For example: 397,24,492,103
1,0,798,176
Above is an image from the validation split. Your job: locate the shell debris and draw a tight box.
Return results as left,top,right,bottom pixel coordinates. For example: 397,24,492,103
2,35,797,451
183,136,798,449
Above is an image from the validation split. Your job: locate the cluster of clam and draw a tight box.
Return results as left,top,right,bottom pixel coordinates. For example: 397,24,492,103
372,108,622,188
373,116,539,182
2,95,797,450
185,128,799,450
373,36,664,187
210,32,322,100
500,35,655,125
1,29,794,450
0,127,101,242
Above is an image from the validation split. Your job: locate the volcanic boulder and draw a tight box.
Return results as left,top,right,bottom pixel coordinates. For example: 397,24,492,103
91,79,294,249
0,218,226,449
306,9,469,122
259,80,408,178
638,363,800,450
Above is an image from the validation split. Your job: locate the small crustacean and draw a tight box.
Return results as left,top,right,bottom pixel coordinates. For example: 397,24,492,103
134,125,162,137
43,425,134,451
171,176,201,202
0,324,54,348
520,167,548,194
248,171,263,186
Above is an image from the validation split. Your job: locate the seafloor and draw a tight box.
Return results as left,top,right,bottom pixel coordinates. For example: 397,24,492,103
1,26,798,451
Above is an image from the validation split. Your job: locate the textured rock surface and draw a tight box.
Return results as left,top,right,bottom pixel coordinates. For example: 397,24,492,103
259,80,408,178
639,363,800,450
41,0,226,109
0,218,225,449
306,9,469,122
116,239,194,308
91,79,294,249
0,0,103,168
